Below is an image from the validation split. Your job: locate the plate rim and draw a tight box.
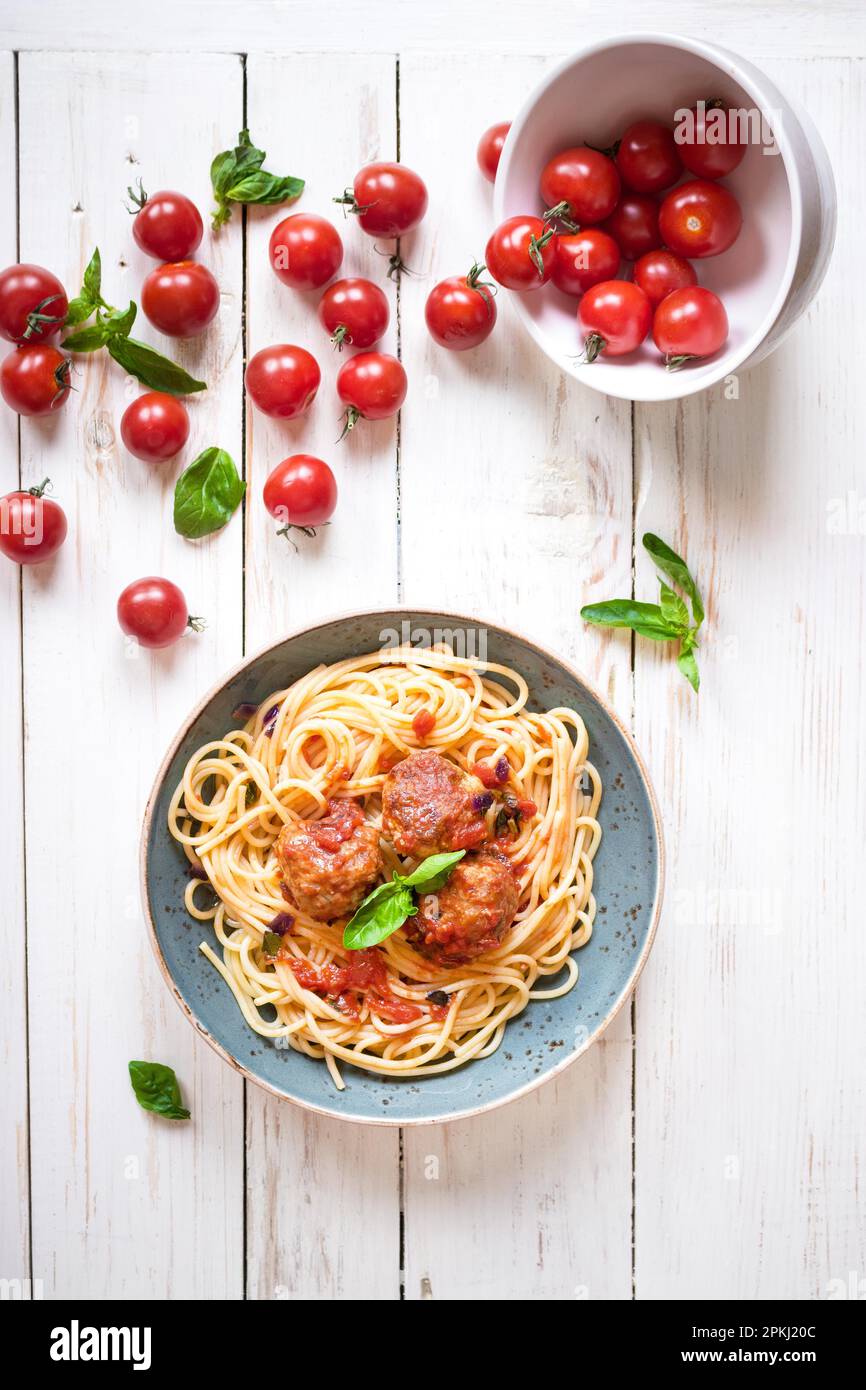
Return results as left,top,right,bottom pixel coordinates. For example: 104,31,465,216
140,605,666,1126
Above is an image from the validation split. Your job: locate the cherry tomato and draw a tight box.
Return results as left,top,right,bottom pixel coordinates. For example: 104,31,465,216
652,286,729,368
131,189,203,261
485,216,556,290
336,163,428,238
600,193,661,261
318,278,389,350
477,122,511,182
141,261,220,337
678,101,747,180
336,352,407,434
120,391,190,463
634,249,698,308
0,263,68,344
658,179,742,258
0,345,71,415
0,479,67,565
245,344,320,420
578,281,652,360
425,264,497,350
616,120,682,193
263,455,337,535
552,229,621,297
268,214,344,290
117,576,200,649
539,146,620,225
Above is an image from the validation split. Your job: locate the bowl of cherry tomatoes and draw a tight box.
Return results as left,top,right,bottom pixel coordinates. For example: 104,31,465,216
493,32,836,401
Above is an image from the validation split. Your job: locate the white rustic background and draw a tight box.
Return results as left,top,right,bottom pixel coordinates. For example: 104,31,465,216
0,1,863,1301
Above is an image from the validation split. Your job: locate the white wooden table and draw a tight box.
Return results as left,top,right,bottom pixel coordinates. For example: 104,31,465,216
1,1,864,1301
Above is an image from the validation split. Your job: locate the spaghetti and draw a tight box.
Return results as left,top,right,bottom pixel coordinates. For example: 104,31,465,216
167,644,602,1088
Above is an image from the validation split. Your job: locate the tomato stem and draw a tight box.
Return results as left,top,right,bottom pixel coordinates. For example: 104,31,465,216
338,406,362,441
586,138,620,160
466,261,496,295
28,477,51,498
124,178,148,215
276,522,329,551
665,354,694,372
186,615,206,634
332,189,375,218
582,332,607,364
374,243,416,280
528,226,555,277
23,294,67,339
543,201,580,233
330,324,352,351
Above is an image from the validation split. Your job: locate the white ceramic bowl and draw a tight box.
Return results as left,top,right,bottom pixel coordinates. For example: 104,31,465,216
494,33,837,402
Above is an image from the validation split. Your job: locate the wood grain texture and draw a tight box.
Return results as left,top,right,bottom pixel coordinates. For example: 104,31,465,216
19,51,245,1299
633,58,866,1299
242,52,400,1302
2,2,864,56
398,51,637,1301
0,50,31,1293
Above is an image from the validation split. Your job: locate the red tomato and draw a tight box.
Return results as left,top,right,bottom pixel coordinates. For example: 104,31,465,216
552,229,621,297
0,345,71,415
117,577,200,649
616,120,682,193
600,193,662,260
245,344,320,420
0,480,67,565
263,455,337,534
633,249,698,308
658,180,742,258
141,261,220,337
131,189,203,261
120,392,190,463
652,286,729,368
678,101,747,180
268,214,343,290
485,216,556,290
539,146,620,225
578,281,652,360
318,278,389,350
0,263,68,344
425,264,497,350
477,122,511,182
336,163,428,238
336,352,407,434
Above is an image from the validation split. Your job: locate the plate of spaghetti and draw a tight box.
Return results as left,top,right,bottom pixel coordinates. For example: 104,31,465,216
141,610,663,1124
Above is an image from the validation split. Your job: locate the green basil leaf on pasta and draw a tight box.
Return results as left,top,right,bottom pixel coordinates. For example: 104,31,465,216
128,1060,190,1120
643,532,705,627
107,335,207,395
262,931,283,957
400,850,465,891
343,879,416,951
174,447,246,539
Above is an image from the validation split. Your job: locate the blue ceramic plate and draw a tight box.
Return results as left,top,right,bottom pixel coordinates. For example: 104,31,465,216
141,609,664,1125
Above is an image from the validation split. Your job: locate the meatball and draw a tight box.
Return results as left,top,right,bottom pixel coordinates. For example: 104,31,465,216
408,848,520,965
382,750,489,857
274,798,381,922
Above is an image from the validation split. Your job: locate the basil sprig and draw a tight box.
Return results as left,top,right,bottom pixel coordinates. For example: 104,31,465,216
61,248,206,395
343,851,465,951
174,447,245,539
581,533,705,692
210,128,304,229
128,1060,190,1120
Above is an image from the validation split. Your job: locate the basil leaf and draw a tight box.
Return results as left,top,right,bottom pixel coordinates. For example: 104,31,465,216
104,300,137,338
659,583,690,632
107,335,206,395
343,882,416,951
400,850,465,892
128,1060,190,1120
262,931,283,957
211,127,304,227
643,533,704,626
63,294,96,328
580,600,682,642
677,645,701,692
62,323,110,353
83,247,102,302
174,447,245,539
